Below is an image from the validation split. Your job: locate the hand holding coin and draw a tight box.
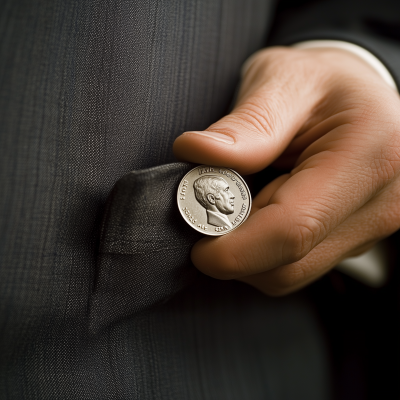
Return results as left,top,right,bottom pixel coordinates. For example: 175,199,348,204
173,47,400,295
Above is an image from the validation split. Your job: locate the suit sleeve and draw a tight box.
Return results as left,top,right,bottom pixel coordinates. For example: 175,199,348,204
268,0,400,88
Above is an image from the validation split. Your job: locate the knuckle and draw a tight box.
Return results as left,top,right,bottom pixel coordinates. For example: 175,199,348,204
372,156,397,183
282,216,322,263
207,108,275,143
234,102,282,139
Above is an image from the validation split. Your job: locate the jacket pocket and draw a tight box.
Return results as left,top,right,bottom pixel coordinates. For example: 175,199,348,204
89,162,202,333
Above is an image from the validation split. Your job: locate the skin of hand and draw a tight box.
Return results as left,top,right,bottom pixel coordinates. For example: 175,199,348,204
173,46,400,296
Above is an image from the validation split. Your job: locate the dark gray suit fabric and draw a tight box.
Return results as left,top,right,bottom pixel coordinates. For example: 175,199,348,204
0,0,331,399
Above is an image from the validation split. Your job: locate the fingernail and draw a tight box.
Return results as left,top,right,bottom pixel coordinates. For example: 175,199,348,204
183,131,235,144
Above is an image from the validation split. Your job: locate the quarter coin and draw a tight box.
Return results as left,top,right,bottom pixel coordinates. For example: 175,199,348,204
177,165,252,236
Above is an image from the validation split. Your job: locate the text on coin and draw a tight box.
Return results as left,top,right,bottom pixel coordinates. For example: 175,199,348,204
215,226,230,232
198,167,215,175
232,204,247,226
182,207,197,224
180,179,189,200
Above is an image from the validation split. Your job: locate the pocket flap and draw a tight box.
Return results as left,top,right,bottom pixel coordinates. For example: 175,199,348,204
89,162,202,333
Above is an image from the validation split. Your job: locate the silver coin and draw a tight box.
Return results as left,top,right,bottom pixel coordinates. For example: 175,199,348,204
177,165,252,236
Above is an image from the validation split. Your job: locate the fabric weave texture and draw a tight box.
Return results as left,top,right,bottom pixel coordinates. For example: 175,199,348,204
3,0,400,398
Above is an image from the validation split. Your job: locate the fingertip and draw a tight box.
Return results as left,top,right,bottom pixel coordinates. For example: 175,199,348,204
173,131,233,167
173,130,269,174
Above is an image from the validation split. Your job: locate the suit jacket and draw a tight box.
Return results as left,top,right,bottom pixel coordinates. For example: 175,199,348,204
1,0,400,398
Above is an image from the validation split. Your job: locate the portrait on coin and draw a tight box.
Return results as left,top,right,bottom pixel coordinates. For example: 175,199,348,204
193,175,235,228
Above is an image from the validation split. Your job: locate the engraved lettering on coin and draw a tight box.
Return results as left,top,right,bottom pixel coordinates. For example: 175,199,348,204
177,165,252,236
182,207,197,224
232,203,247,226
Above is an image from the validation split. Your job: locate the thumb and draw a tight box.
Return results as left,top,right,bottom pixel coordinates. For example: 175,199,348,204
173,48,324,175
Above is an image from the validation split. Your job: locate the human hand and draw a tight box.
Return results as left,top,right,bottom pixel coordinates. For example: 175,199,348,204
173,47,400,295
